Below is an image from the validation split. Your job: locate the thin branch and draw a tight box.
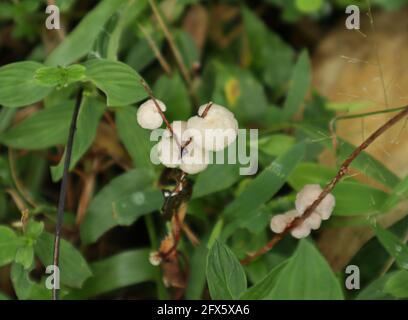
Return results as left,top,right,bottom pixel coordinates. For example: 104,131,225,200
5,188,30,228
366,0,389,109
329,105,408,152
199,101,213,118
52,88,83,300
241,105,408,265
148,0,199,106
8,149,38,208
75,158,99,226
138,23,172,75
140,79,175,135
149,0,191,84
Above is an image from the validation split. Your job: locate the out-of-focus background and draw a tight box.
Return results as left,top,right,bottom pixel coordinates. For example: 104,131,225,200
1,0,408,300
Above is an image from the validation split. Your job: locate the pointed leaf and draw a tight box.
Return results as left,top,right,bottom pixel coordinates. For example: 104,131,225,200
269,240,344,299
84,59,146,106
0,62,52,108
206,240,247,300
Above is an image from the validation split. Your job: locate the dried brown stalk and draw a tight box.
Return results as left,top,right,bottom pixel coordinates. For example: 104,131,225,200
138,23,172,75
148,0,191,84
148,0,199,106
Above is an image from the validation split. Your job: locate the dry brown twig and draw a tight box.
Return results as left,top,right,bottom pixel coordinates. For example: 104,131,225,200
8,149,38,209
140,79,176,138
148,0,191,84
75,157,100,226
138,23,172,76
148,0,200,106
241,104,408,265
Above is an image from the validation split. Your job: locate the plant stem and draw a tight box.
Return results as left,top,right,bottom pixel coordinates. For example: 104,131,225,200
199,102,213,118
140,79,176,135
148,0,191,84
241,105,408,265
138,23,172,76
148,0,199,106
52,88,83,300
8,149,38,209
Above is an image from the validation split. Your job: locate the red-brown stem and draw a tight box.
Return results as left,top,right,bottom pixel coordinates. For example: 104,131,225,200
241,105,408,265
200,102,213,118
140,79,177,137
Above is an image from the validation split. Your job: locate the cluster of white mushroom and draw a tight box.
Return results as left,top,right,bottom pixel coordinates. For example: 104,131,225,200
270,184,335,239
137,99,239,175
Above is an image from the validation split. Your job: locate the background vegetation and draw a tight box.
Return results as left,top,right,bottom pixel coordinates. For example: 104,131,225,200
0,0,408,300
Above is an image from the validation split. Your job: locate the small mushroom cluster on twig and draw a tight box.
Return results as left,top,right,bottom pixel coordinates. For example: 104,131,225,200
270,184,335,239
137,98,238,174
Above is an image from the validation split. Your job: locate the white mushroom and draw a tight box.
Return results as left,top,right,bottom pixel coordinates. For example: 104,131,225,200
186,103,238,152
136,99,166,130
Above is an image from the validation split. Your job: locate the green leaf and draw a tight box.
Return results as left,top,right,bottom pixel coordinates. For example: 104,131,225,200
221,142,306,238
55,0,76,12
0,226,24,267
175,30,199,70
242,7,294,89
356,273,396,300
112,189,163,226
258,134,295,157
192,162,240,199
295,0,323,13
185,240,209,299
373,225,408,270
11,263,51,300
80,169,162,244
107,1,149,60
126,33,164,72
15,245,34,269
34,65,86,88
288,163,389,215
282,50,311,119
206,240,247,300
84,59,147,106
240,260,288,300
298,124,400,189
0,103,74,149
25,220,44,239
382,175,408,211
51,97,105,181
153,73,191,120
91,1,148,61
269,240,344,299
34,232,92,288
66,249,155,299
234,70,269,121
384,270,408,298
0,292,9,300
0,61,52,108
210,63,268,122
115,106,154,170
46,0,125,66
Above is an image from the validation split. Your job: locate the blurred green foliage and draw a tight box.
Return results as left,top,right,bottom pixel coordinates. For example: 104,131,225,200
0,0,407,300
